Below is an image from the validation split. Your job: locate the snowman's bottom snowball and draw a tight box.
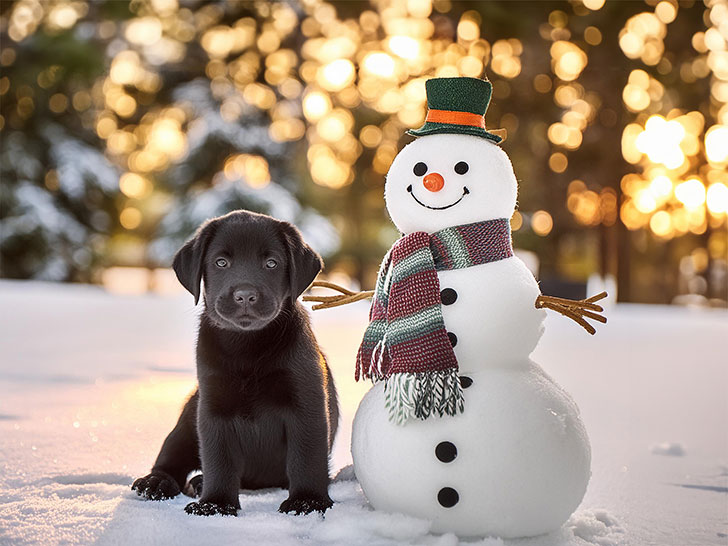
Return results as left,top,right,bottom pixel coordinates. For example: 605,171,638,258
351,362,591,539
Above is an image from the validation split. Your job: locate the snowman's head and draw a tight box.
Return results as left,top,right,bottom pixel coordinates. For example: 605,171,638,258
384,133,517,235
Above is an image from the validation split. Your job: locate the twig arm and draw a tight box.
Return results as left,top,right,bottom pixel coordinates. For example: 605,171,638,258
303,281,374,310
535,291,608,335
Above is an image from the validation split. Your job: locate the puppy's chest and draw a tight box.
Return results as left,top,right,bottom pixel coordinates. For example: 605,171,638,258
203,368,294,418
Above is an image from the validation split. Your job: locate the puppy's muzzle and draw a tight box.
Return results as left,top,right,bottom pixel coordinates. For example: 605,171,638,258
234,288,259,306
213,285,279,330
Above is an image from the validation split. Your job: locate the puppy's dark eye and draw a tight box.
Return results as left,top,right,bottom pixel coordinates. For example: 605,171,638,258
265,259,278,269
215,258,228,268
454,161,469,175
413,162,428,176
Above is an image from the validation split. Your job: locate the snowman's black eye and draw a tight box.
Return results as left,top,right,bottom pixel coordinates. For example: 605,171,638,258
454,161,469,175
413,162,428,176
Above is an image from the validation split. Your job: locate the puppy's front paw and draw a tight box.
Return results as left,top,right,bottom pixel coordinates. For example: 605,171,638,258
279,494,333,515
131,471,180,500
184,501,237,517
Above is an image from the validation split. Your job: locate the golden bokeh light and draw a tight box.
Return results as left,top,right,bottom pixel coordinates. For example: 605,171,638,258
362,52,396,78
457,20,479,42
532,210,554,236
584,26,602,46
649,175,673,199
551,41,587,82
675,178,706,210
125,17,163,47
119,173,152,199
303,91,332,121
318,59,356,92
582,0,605,11
224,154,271,188
120,207,143,230
510,211,523,231
654,2,677,24
388,36,420,60
48,93,67,113
705,125,728,164
549,152,568,173
707,183,728,215
635,115,685,169
359,125,383,148
649,210,672,238
47,3,81,30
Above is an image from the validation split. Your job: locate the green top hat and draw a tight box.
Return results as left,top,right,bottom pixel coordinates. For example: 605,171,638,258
407,77,505,144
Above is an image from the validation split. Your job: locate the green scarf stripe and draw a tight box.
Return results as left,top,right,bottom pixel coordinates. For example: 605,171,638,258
436,227,471,269
383,305,443,345
389,247,432,283
361,320,385,343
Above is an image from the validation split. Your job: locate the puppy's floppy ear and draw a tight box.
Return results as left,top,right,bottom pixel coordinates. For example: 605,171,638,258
173,222,216,304
282,223,323,303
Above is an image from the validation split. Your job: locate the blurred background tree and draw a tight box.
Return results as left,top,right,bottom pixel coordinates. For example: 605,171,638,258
1,0,726,305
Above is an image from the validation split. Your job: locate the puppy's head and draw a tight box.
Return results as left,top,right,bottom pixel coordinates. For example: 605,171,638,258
173,210,323,332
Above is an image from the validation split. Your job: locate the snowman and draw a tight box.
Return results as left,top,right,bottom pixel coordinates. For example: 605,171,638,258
306,77,606,539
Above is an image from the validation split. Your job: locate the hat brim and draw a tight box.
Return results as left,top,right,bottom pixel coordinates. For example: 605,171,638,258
406,122,503,144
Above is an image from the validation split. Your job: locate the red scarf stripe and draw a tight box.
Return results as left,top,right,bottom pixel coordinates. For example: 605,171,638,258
384,270,442,321
388,329,458,375
390,232,429,263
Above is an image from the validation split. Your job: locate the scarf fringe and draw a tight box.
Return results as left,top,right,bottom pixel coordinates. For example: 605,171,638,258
383,369,465,426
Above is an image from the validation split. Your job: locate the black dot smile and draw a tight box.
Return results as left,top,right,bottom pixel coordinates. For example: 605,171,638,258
406,185,470,210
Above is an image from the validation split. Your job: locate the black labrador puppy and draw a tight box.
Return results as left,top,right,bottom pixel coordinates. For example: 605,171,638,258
132,210,339,516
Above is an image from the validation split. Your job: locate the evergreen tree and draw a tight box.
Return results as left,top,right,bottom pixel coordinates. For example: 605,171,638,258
1,3,121,281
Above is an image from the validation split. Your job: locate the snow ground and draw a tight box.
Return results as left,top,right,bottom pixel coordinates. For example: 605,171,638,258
0,280,725,546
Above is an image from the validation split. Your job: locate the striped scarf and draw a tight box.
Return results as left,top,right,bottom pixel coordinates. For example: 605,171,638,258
356,218,513,425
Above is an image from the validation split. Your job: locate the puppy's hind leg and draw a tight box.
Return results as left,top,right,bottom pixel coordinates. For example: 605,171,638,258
132,391,201,500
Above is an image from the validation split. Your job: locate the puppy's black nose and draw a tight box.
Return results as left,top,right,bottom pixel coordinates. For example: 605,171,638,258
234,289,258,305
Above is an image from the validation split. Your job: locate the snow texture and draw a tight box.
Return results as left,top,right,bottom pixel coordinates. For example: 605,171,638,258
650,443,686,457
0,281,726,545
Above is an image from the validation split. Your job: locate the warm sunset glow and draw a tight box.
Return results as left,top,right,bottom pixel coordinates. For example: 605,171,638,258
4,0,725,301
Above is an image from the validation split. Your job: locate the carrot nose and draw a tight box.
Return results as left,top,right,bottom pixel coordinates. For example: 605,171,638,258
423,173,444,192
